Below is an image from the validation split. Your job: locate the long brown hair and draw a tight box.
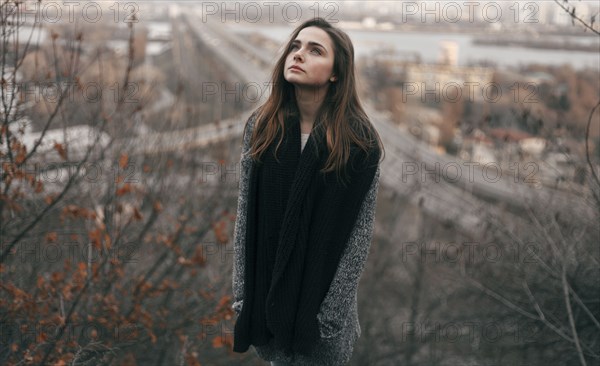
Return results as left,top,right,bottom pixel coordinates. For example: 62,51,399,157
245,17,385,184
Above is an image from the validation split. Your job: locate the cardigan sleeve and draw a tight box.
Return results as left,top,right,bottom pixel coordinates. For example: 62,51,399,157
231,111,258,315
316,164,381,338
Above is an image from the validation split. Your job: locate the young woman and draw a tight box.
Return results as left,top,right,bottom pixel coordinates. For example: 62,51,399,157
231,17,385,365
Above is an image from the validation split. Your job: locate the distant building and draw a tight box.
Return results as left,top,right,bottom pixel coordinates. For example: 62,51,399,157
519,137,546,156
522,71,556,85
537,2,555,25
375,42,495,95
551,2,590,26
362,17,377,28
401,42,493,104
438,41,458,67
404,62,494,103
459,129,496,164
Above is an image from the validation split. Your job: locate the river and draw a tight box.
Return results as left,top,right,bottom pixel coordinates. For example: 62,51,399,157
226,23,600,72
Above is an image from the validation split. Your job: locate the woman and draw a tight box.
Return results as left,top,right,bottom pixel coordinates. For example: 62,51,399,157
231,17,385,365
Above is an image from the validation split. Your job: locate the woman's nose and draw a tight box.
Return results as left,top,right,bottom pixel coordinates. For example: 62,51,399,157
293,50,303,62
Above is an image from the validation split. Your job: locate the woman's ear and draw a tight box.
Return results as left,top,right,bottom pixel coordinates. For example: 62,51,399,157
329,76,337,82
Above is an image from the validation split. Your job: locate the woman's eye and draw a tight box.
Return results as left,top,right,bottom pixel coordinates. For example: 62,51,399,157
289,44,321,55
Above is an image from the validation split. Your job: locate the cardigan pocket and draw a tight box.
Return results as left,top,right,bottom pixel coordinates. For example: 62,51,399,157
316,309,348,339
317,291,362,340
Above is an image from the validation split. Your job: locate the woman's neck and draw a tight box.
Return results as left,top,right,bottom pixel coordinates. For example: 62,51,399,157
294,85,329,132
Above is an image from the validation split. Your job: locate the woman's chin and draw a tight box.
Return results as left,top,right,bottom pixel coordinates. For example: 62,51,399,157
284,74,303,84
285,79,322,89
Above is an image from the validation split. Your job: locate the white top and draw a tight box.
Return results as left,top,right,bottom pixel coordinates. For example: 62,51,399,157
301,133,310,152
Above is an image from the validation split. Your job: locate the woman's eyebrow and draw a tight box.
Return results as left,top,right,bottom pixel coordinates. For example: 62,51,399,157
291,39,327,52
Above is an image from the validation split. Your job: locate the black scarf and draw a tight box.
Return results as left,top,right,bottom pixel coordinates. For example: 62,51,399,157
233,107,380,357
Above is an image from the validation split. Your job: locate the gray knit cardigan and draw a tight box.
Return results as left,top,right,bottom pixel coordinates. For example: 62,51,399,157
232,112,381,365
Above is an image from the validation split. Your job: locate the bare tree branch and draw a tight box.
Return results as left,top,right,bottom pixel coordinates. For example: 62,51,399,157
584,99,600,192
562,266,588,366
553,0,600,35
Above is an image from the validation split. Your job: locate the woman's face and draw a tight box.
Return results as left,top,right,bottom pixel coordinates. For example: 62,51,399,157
284,26,336,89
